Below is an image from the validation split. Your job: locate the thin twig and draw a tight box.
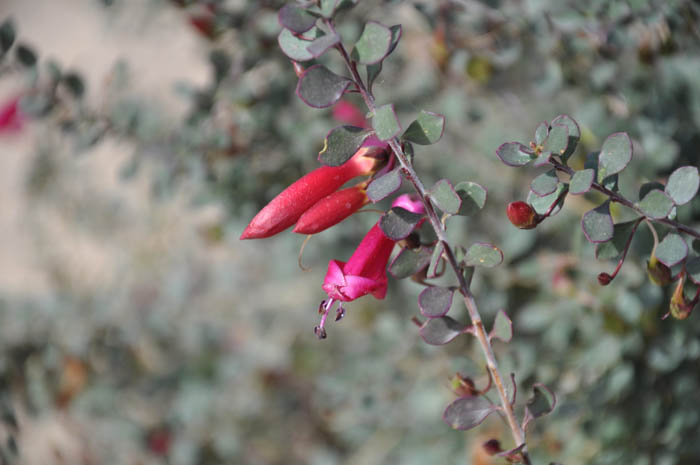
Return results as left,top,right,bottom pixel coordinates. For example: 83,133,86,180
550,158,700,240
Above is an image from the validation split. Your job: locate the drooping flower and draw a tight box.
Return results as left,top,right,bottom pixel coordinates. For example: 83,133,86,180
240,146,384,240
314,194,425,338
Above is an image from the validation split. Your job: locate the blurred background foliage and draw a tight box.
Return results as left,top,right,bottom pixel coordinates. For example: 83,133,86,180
0,0,699,464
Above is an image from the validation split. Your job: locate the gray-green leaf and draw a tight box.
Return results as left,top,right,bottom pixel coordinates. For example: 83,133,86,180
402,110,445,145
454,182,487,217
372,103,401,140
379,206,423,240
665,166,699,205
351,21,392,65
430,179,461,215
389,246,431,279
496,142,534,167
318,126,370,167
655,233,688,267
598,132,632,182
419,316,466,345
443,396,497,431
530,169,559,197
569,169,594,195
367,168,402,202
637,189,674,219
465,242,503,267
296,65,351,108
582,201,614,243
418,286,454,318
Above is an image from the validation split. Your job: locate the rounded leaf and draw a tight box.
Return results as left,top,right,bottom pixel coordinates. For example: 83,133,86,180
372,103,401,140
523,384,556,429
278,4,317,33
569,168,594,195
655,233,688,267
278,28,316,62
550,114,580,160
534,121,548,145
490,310,512,343
306,33,341,58
496,142,534,167
639,181,665,200
419,316,467,345
598,132,632,182
665,166,699,205
318,125,371,167
455,182,487,217
443,396,497,431
542,124,569,156
430,179,461,215
582,201,614,243
530,169,559,197
351,21,392,65
402,110,445,145
379,207,423,240
595,220,639,260
418,286,454,318
637,189,674,219
465,242,503,267
296,65,352,108
367,168,402,202
527,183,566,216
389,246,431,279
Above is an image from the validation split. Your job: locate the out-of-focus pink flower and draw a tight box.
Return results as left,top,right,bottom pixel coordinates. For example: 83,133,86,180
0,97,24,134
240,147,383,240
333,100,367,128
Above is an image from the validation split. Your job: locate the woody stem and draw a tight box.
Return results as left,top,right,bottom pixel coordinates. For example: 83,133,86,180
328,21,531,463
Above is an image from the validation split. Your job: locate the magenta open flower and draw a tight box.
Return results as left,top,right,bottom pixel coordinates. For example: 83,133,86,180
314,194,425,338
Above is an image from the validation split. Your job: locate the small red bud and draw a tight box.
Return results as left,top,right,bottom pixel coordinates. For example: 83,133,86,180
598,272,613,286
506,201,539,229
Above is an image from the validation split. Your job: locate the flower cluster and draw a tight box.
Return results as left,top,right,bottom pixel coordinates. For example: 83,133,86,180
241,120,427,337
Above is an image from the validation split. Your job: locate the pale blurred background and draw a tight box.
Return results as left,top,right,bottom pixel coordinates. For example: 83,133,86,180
1,1,700,464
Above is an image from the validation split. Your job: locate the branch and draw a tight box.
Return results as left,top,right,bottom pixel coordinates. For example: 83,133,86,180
327,20,532,463
549,158,700,240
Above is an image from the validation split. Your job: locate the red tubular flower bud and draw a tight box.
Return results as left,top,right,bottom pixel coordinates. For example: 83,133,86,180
240,148,381,240
506,201,539,229
293,183,369,235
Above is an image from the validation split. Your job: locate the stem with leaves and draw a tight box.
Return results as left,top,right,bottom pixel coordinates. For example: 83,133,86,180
327,19,532,464
549,158,700,240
